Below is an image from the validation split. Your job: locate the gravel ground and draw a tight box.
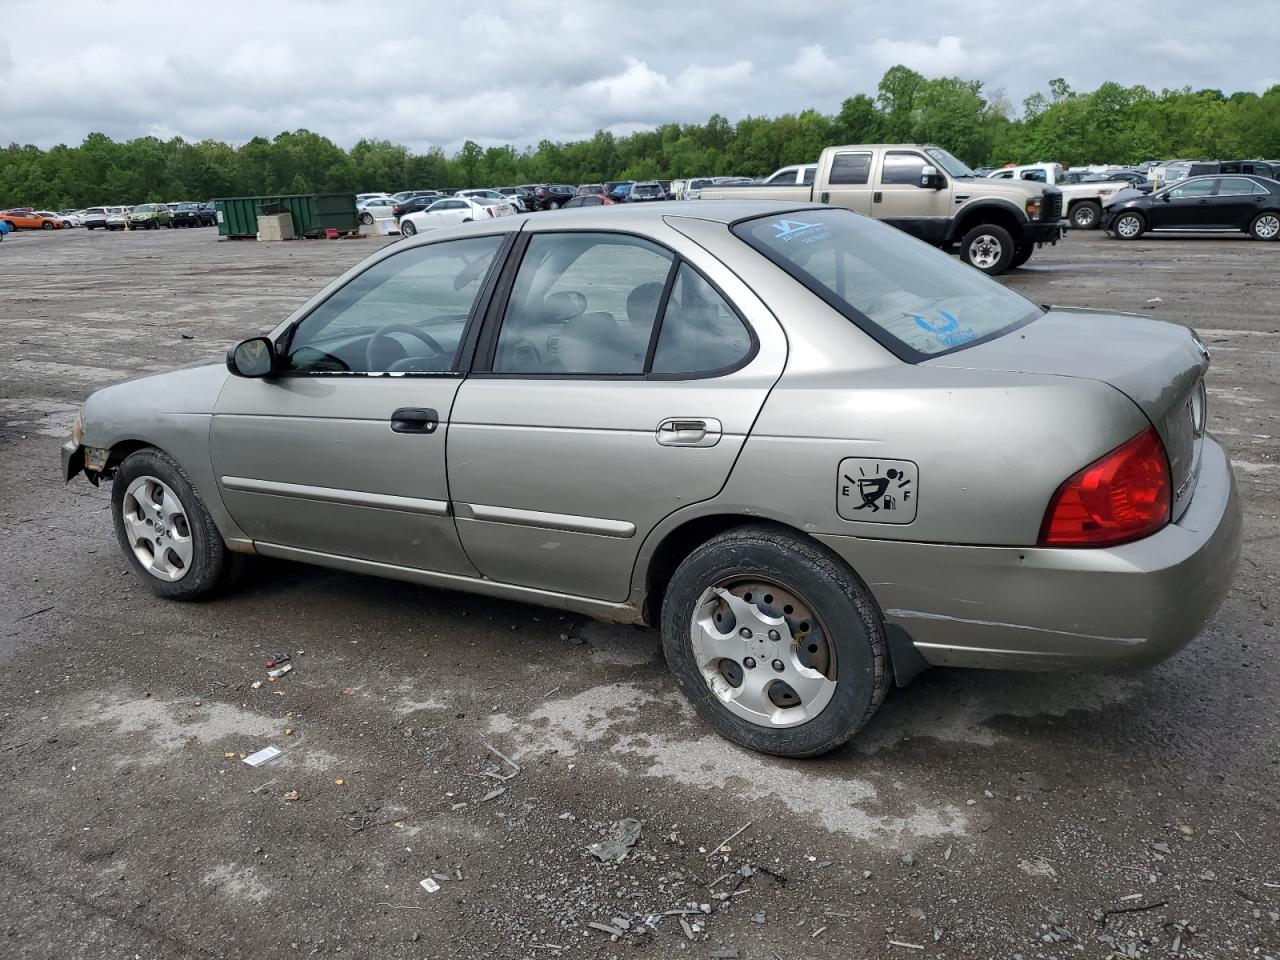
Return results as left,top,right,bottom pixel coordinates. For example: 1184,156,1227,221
0,224,1276,960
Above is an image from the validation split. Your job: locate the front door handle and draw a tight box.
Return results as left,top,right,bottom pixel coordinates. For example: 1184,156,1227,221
390,407,438,434
873,191,883,203
657,418,722,447
819,191,830,204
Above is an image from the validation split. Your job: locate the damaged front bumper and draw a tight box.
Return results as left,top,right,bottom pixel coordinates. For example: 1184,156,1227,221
62,439,109,484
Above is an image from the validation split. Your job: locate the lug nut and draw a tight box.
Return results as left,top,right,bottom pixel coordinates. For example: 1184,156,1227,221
743,657,756,669
739,627,752,638
771,659,784,672
768,629,781,641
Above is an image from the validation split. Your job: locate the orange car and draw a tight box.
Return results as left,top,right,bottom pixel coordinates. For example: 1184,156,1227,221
0,210,62,230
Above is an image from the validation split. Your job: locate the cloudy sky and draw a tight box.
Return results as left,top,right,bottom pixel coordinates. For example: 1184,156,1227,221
3,0,1276,153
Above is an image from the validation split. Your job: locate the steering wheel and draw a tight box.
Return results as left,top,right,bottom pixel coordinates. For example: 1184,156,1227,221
365,324,447,372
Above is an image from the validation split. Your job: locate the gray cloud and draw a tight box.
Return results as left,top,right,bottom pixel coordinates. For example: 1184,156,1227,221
2,0,1275,152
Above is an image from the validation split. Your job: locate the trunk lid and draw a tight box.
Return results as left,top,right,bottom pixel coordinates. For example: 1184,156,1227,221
928,307,1210,519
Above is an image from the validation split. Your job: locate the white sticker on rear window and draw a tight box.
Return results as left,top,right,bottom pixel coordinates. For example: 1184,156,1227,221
837,458,918,524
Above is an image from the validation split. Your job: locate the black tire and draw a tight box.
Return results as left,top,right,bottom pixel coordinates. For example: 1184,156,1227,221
359,211,374,225
111,448,238,600
1248,211,1280,241
86,224,96,230
1069,200,1102,230
1111,211,1145,240
661,524,888,757
42,221,54,230
548,201,560,210
1010,243,1034,268
959,223,1015,275
400,219,417,236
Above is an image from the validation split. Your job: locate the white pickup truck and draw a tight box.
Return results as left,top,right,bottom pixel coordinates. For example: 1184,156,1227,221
987,163,1125,229
699,144,1065,274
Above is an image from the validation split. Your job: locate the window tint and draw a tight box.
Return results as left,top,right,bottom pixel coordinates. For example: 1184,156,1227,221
829,152,872,185
880,153,927,185
1020,169,1047,182
1169,179,1217,199
765,168,796,185
651,265,752,375
494,233,673,375
1217,177,1266,196
802,166,816,185
285,235,503,374
733,210,1041,359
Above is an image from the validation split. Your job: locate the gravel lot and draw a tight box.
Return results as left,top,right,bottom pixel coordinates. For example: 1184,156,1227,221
0,225,1277,960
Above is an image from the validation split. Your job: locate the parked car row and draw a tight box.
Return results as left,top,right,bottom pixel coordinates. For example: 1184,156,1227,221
1103,173,1280,241
1,201,218,233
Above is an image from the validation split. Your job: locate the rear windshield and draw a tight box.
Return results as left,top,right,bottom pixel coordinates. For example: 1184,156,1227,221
733,209,1042,360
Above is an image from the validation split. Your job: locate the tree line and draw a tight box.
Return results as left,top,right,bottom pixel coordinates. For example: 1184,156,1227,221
4,67,1279,209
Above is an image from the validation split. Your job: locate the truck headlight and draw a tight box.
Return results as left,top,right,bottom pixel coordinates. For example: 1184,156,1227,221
1025,197,1042,217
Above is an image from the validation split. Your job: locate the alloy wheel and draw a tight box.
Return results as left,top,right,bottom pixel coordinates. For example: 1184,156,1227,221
1116,215,1142,238
120,475,193,582
689,579,837,728
1255,214,1280,239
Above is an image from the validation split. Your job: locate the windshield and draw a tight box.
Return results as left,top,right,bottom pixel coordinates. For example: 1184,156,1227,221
924,147,976,178
733,209,1042,360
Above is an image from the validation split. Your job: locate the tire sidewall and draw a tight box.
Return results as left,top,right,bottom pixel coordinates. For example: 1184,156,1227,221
1250,212,1279,241
661,528,885,757
1071,201,1101,229
110,448,228,599
960,223,1015,274
1115,212,1145,239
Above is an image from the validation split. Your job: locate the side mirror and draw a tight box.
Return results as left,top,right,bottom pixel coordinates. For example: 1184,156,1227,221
1160,194,1171,202
920,165,945,189
226,336,276,378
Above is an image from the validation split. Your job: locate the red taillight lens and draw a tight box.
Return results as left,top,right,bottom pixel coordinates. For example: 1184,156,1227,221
1039,426,1171,547
393,205,402,214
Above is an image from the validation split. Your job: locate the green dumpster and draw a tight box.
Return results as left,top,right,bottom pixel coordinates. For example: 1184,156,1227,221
212,193,359,238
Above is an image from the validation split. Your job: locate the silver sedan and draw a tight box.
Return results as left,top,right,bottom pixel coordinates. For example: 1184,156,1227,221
62,201,1242,757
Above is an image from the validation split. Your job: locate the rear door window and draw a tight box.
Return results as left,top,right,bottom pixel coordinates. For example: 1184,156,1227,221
733,209,1042,360
651,265,753,375
829,152,872,185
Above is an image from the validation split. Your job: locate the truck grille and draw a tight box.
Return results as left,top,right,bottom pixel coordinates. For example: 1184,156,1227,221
1041,189,1062,221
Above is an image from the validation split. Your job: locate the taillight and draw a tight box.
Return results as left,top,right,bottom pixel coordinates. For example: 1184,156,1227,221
393,204,402,214
1038,426,1171,547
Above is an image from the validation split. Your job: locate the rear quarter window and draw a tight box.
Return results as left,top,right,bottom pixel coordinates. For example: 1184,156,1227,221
733,209,1042,360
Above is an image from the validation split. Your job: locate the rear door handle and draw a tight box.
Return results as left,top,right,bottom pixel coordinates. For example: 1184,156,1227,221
819,191,830,204
656,417,722,447
390,407,438,434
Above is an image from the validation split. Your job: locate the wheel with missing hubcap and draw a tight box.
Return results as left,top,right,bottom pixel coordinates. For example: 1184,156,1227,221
111,447,239,599
662,524,888,757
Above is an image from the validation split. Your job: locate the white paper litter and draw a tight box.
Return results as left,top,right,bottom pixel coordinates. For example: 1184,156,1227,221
242,745,282,767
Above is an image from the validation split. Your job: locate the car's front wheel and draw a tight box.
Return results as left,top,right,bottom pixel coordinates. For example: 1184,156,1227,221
1249,212,1280,241
111,448,238,600
1112,211,1145,240
400,219,417,236
959,223,1014,274
661,525,887,757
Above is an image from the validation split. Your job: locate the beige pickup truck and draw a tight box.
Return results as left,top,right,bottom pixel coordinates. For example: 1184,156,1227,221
699,144,1065,274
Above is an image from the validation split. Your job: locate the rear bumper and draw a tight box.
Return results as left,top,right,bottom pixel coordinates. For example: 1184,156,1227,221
817,436,1241,671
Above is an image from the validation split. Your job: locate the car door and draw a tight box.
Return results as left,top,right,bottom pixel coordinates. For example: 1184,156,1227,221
1151,178,1219,228
210,232,511,573
447,226,787,601
1213,177,1269,228
819,150,874,215
870,150,953,239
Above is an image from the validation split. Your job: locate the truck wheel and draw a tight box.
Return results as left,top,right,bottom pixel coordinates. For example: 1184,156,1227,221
1112,212,1145,240
960,224,1015,275
1010,244,1034,268
661,524,888,757
1070,200,1101,230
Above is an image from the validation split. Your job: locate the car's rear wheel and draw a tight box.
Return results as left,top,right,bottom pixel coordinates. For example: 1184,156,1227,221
1070,200,1101,229
400,219,417,236
42,221,54,230
359,211,374,225
661,525,887,757
1113,211,1145,239
959,223,1015,274
111,448,238,600
1249,212,1280,241
548,201,560,210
